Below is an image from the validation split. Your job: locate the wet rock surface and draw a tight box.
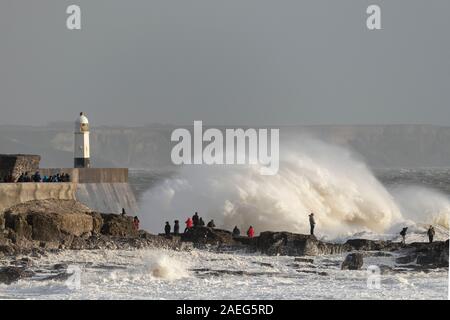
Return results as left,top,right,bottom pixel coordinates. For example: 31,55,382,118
0,266,34,284
341,253,364,270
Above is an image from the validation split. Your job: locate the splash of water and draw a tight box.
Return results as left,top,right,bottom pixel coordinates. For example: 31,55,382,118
140,137,449,238
142,251,189,280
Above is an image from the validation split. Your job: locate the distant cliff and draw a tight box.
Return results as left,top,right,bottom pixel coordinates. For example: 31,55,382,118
0,124,449,169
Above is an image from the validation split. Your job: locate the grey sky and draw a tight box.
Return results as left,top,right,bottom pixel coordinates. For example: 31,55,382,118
1,0,449,126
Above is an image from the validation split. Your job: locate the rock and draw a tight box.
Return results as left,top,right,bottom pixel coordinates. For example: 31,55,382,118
294,257,314,263
0,266,34,284
4,213,32,240
0,213,4,231
87,212,103,235
181,227,236,246
341,253,364,270
4,199,94,242
255,232,347,256
345,239,401,251
100,214,138,237
395,254,417,264
52,263,69,270
415,240,449,268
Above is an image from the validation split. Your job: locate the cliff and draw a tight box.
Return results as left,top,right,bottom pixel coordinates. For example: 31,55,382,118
1,124,450,169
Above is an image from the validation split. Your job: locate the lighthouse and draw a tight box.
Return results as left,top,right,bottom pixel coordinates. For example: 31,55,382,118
74,112,90,168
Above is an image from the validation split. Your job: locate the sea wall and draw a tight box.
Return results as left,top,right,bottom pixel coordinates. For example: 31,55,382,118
39,168,128,183
0,182,138,215
75,183,138,215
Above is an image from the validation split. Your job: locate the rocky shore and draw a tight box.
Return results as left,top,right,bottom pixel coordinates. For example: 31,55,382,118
1,199,448,284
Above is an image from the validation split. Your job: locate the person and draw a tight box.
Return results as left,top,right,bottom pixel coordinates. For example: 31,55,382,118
232,226,240,238
121,208,127,216
198,217,205,227
133,216,140,230
309,213,316,235
165,221,171,236
17,173,25,182
173,220,180,235
207,219,216,228
32,171,41,182
427,225,435,243
24,172,31,182
247,226,255,238
185,217,193,233
192,212,199,227
42,175,49,183
400,227,408,244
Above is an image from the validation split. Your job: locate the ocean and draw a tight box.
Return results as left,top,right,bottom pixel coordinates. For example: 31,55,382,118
0,166,447,300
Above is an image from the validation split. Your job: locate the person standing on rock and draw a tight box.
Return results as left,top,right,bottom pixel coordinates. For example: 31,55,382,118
247,226,255,238
400,227,408,245
427,225,435,243
309,213,316,235
232,226,241,238
185,217,193,233
121,208,127,216
165,221,171,235
198,217,205,227
192,212,199,227
174,220,180,235
133,216,140,230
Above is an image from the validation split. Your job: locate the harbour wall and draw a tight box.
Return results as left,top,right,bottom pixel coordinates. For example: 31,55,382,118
0,182,138,214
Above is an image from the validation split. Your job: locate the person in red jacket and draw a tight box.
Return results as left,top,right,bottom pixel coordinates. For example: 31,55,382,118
247,226,255,238
185,217,193,233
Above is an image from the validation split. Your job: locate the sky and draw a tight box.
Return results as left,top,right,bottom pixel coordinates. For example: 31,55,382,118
0,0,449,127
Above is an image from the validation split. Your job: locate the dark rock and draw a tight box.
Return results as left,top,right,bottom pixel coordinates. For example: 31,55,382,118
181,227,236,246
0,266,34,284
345,239,402,251
395,254,417,264
415,240,449,268
294,257,314,263
341,253,364,270
53,263,69,270
256,232,348,256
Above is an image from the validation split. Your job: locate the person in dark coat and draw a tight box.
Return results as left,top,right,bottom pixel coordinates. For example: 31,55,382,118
400,227,408,244
427,225,435,243
192,212,199,227
133,216,140,230
173,220,180,235
165,222,171,235
121,208,127,216
207,220,216,228
232,226,240,237
198,217,205,227
309,213,316,235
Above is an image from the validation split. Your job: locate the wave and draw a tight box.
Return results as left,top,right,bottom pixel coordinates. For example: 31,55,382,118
140,136,449,238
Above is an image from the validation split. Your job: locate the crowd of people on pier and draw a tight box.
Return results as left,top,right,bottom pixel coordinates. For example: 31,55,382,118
1,171,71,183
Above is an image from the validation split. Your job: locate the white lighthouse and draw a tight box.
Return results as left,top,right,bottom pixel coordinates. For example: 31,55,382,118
74,112,90,168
